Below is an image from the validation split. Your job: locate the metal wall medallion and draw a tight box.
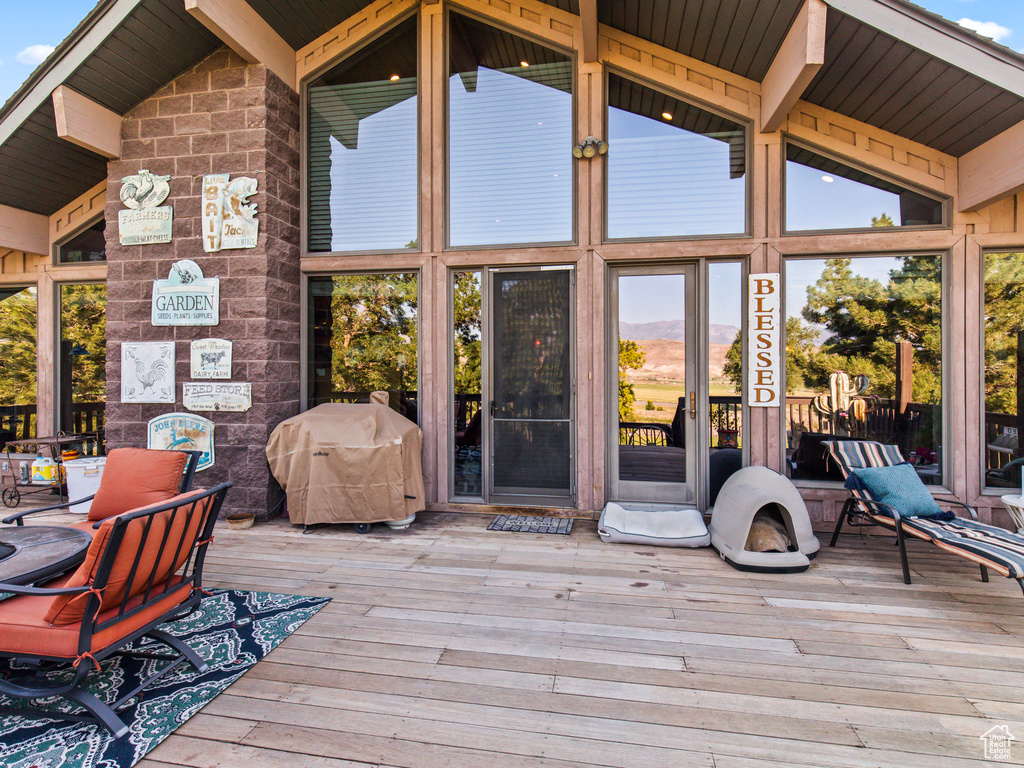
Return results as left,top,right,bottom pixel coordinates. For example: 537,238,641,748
152,259,219,326
202,173,259,252
121,342,175,403
190,338,232,379
147,412,215,471
118,169,173,245
183,382,252,413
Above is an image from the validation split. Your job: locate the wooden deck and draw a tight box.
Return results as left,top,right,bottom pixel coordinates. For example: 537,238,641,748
33,508,1024,767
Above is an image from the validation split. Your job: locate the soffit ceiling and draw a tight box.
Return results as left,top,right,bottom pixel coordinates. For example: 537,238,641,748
2,0,1024,215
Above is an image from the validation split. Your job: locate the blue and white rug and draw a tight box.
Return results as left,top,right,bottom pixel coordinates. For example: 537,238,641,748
0,589,329,768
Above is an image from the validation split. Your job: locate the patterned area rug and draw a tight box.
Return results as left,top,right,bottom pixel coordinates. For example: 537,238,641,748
0,589,329,768
487,515,574,534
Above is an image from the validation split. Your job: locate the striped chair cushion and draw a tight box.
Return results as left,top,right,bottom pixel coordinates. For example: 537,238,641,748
826,440,905,471
901,517,1024,579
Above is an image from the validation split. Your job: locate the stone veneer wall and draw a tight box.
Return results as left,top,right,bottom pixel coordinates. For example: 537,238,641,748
104,49,301,517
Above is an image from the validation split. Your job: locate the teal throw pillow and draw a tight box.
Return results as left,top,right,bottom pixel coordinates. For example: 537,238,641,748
850,462,943,518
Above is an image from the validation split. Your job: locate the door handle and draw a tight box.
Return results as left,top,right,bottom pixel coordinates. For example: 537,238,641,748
490,400,496,417
689,392,696,420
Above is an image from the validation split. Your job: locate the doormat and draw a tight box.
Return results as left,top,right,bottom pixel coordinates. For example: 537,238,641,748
487,515,574,534
0,589,330,768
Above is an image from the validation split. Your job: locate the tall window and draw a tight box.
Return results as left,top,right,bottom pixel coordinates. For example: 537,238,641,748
785,143,945,232
784,256,943,486
607,74,747,239
308,274,419,422
58,219,106,263
983,252,1024,490
60,284,106,435
448,12,573,247
711,262,743,449
0,287,38,440
307,18,418,253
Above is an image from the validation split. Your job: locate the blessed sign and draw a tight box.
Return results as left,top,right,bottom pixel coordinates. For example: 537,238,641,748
747,273,781,407
152,259,220,326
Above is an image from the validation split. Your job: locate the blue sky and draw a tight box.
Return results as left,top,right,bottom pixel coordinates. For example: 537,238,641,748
1,0,1022,106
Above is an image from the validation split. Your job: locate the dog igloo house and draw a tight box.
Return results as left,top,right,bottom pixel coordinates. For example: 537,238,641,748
708,466,820,573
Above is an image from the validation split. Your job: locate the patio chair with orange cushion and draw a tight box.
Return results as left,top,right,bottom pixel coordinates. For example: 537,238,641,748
0,482,230,737
826,440,1024,594
2,448,203,532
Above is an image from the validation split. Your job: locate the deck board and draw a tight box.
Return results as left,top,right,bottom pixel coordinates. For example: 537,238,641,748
27,508,1022,767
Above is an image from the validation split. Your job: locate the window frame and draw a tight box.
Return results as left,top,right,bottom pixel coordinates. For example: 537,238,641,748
300,11,423,259
781,137,952,236
443,6,579,252
304,268,424,417
602,67,753,245
52,214,106,266
980,247,1024,495
780,249,950,492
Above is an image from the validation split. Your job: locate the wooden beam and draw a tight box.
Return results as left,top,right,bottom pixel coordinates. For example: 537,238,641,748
51,85,122,159
184,0,296,89
579,0,598,64
760,0,826,133
0,204,48,255
958,119,1024,211
828,0,1024,98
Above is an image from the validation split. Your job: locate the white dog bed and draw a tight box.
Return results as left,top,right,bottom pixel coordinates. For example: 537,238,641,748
598,502,710,547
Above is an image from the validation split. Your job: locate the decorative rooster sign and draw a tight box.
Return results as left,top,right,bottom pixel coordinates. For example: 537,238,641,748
118,169,173,245
121,342,175,403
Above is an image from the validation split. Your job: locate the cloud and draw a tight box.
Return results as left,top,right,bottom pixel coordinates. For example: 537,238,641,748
15,44,54,66
957,18,1012,43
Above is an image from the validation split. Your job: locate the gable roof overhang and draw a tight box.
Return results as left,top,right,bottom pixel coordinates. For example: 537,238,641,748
1,0,1023,220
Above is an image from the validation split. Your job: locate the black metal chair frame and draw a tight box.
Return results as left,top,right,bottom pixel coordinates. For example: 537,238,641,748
829,481,993,588
0,482,230,737
2,450,203,526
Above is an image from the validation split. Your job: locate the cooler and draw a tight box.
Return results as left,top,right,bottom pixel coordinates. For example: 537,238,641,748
64,456,107,515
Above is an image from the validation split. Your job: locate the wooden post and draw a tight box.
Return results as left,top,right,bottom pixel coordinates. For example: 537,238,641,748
1016,331,1024,460
895,341,913,452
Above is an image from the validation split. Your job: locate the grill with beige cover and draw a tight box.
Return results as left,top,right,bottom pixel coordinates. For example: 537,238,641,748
266,397,424,530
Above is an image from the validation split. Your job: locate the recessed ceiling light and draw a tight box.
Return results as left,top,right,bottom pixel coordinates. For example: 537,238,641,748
390,74,400,81
821,175,834,183
662,112,673,121
520,61,529,67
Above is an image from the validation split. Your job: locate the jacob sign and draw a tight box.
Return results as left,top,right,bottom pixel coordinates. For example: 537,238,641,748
747,273,781,407
202,173,258,252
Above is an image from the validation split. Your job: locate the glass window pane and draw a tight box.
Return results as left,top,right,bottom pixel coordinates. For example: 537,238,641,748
452,271,482,497
308,274,419,422
710,262,743,449
607,74,747,239
785,144,944,232
307,18,418,253
0,287,38,440
58,219,105,263
448,13,573,247
984,252,1024,490
784,256,942,486
60,284,106,438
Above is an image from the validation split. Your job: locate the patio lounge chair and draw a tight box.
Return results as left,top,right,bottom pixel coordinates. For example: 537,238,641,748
2,448,203,531
0,482,230,737
826,440,1024,594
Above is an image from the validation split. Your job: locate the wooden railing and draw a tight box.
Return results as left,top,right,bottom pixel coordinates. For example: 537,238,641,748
0,402,105,451
785,396,931,451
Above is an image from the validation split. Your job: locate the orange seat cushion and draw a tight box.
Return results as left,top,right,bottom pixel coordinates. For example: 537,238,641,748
88,448,188,521
0,574,189,659
45,491,213,626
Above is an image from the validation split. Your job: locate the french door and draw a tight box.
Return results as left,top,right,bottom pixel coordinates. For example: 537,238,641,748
609,264,698,504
